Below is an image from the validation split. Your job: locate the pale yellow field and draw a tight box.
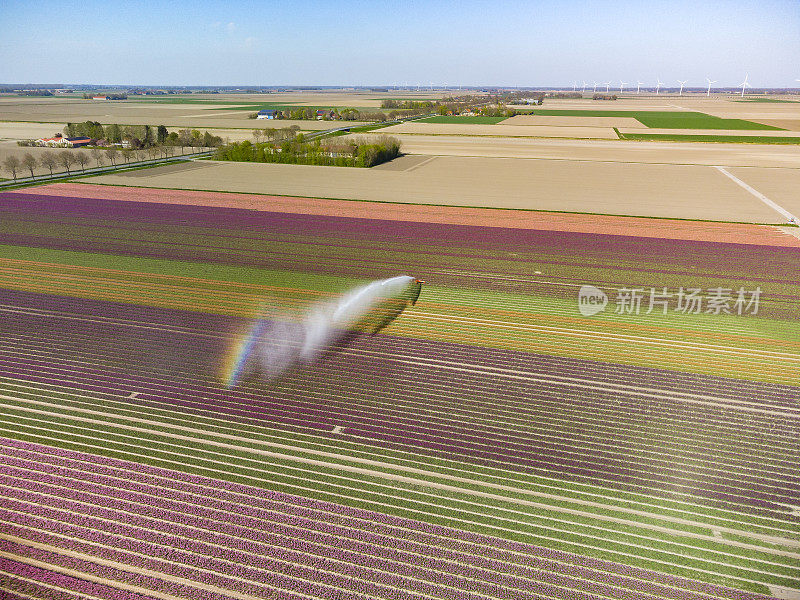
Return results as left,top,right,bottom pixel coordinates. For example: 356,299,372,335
383,134,800,168
88,156,782,222
376,122,620,139
499,115,646,128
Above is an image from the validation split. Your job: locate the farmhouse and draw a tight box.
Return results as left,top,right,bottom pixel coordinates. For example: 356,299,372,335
92,95,110,100
36,134,92,148
256,109,277,119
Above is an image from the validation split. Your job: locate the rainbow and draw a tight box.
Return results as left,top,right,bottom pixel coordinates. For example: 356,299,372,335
221,318,268,388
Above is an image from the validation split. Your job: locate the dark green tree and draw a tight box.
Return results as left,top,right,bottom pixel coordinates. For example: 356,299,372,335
157,125,168,144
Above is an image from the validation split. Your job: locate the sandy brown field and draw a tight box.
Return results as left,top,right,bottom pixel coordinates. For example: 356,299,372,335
88,156,781,222
728,167,800,218
383,134,800,168
376,122,620,138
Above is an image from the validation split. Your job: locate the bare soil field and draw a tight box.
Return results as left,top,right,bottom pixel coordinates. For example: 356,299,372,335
499,115,646,128
376,121,620,138
0,121,67,140
25,182,800,247
728,166,800,218
0,99,364,130
386,134,800,168
88,156,780,222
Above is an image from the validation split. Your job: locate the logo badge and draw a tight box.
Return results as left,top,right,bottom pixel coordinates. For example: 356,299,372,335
578,285,608,316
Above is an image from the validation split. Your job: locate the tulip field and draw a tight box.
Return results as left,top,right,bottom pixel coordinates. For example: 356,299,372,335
0,183,798,599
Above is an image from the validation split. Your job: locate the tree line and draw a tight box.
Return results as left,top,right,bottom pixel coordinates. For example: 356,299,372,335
215,135,401,168
1,140,210,182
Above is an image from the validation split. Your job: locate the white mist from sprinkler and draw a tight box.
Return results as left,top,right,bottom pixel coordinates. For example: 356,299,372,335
228,276,424,385
677,79,687,96
706,77,717,96
740,74,750,97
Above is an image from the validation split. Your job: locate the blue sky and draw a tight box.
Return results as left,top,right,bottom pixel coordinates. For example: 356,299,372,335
1,0,798,87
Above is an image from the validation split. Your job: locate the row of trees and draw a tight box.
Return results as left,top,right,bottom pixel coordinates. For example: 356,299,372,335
215,135,401,168
380,99,437,110
1,143,198,181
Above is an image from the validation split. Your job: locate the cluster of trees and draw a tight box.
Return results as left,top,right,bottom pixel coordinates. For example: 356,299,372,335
215,135,401,168
380,99,437,110
17,89,54,96
81,93,127,99
475,105,523,117
248,108,397,122
592,94,618,101
1,138,215,181
547,92,582,99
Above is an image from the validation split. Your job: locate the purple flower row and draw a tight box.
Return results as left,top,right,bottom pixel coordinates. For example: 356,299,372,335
1,467,651,600
3,347,796,515
1,437,776,600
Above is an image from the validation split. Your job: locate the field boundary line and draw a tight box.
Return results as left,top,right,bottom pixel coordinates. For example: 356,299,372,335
403,156,439,172
714,166,798,223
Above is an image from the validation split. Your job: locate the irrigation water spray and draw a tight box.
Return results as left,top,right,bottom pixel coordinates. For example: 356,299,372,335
223,275,423,386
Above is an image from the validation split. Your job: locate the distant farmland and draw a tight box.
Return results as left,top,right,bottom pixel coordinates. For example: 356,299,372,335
528,110,783,130
0,184,798,599
419,115,510,124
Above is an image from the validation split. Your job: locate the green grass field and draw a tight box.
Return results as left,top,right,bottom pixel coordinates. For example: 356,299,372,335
734,98,800,103
618,131,800,144
529,109,783,130
419,116,510,124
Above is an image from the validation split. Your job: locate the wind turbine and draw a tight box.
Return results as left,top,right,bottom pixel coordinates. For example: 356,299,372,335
604,81,611,93
592,81,598,93
573,81,577,92
619,81,627,93
677,79,687,96
636,80,643,94
706,77,716,97
655,78,662,95
740,74,750,97
581,81,587,93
